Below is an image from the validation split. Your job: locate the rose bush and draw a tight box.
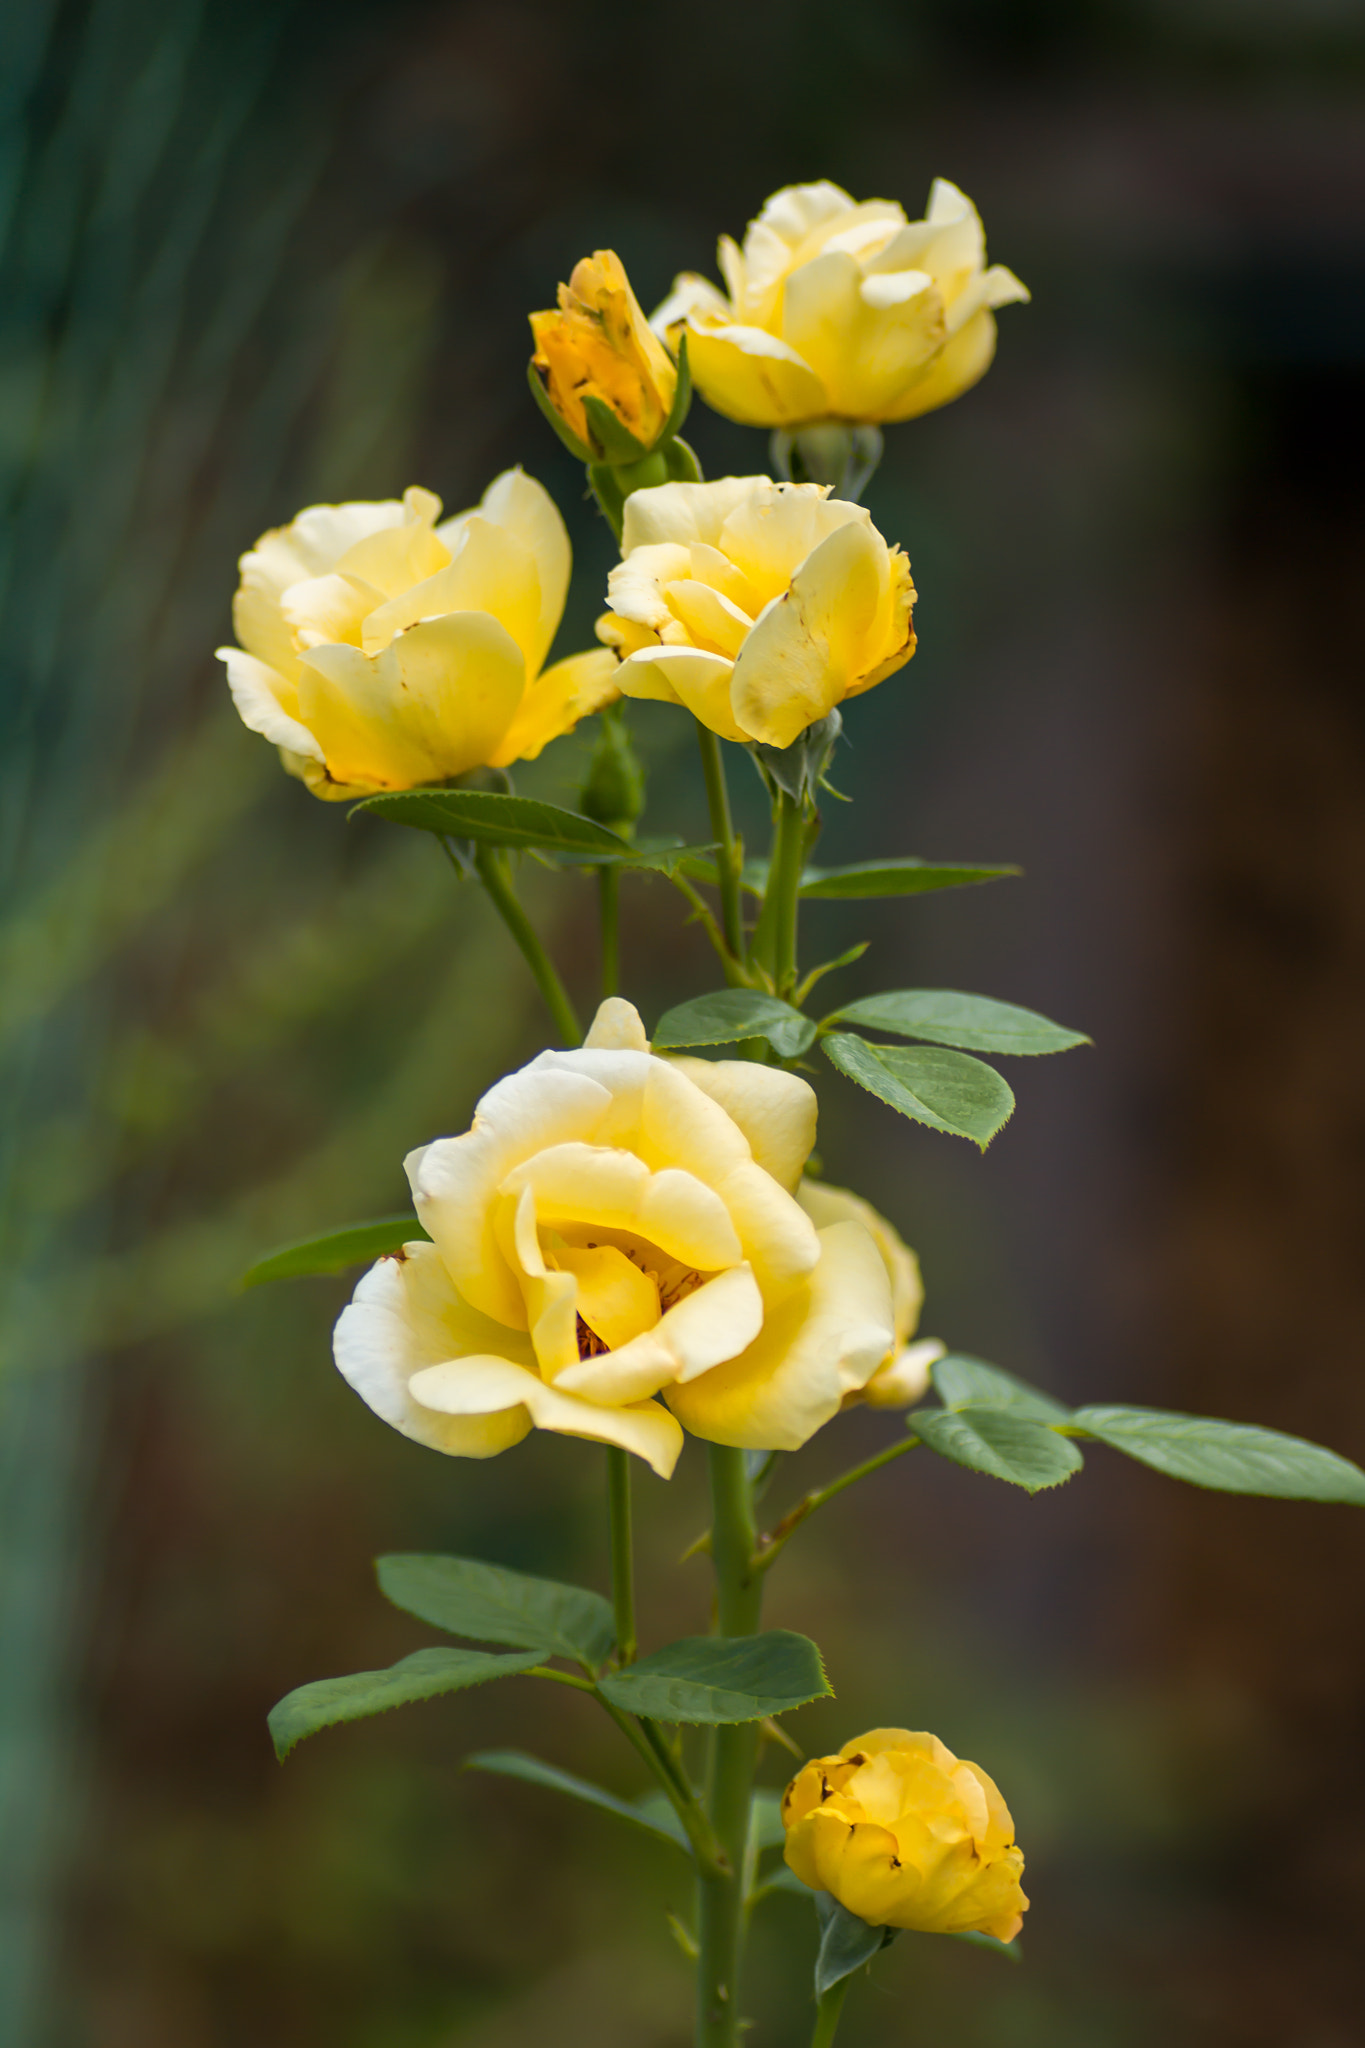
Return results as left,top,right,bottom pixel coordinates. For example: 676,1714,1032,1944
783,1728,1028,1940
597,476,915,748
654,179,1028,429
333,999,896,1476
218,469,617,798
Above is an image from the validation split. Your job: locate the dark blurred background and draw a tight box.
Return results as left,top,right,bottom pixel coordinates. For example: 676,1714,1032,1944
2,0,1363,2042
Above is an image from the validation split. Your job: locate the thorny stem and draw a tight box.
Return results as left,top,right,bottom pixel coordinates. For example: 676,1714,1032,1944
811,1977,852,2048
594,1693,728,1878
764,787,807,1000
696,723,746,965
667,870,751,987
752,1436,921,1577
606,1446,636,1665
471,843,582,1046
696,1447,763,2048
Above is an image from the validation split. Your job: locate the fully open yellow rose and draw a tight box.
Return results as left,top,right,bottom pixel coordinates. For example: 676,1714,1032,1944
654,179,1029,429
783,1729,1028,1941
797,1180,944,1409
531,250,678,456
597,477,915,750
332,999,895,1476
218,470,617,799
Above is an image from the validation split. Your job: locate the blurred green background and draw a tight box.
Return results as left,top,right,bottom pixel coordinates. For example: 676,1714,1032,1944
3,0,1364,2042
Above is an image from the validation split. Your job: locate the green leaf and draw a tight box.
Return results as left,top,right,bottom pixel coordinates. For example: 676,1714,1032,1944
946,1930,1023,1962
242,1215,429,1288
750,1789,787,1852
798,860,1020,900
598,1631,831,1724
748,709,843,805
815,1893,894,1995
663,435,703,483
932,1354,1073,1427
526,359,592,462
829,989,1089,1057
659,328,694,442
582,392,651,464
553,840,719,874
269,1647,542,1760
751,1863,811,1903
910,1405,1084,1492
1072,1407,1365,1504
355,788,629,854
464,1750,688,1848
376,1555,616,1669
822,1033,1015,1149
653,990,816,1059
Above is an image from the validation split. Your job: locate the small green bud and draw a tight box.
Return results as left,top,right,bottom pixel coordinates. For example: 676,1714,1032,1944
579,706,646,836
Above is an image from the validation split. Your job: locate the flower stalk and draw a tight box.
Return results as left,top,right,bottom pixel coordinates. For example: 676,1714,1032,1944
697,724,746,965
606,1445,636,1666
763,787,807,999
696,1446,764,2048
811,1978,851,2048
471,844,582,1047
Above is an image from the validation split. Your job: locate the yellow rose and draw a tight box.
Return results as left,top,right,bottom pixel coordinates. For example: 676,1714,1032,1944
530,250,679,457
217,470,618,800
783,1729,1028,1941
596,477,915,750
797,1180,945,1409
332,998,895,1477
654,179,1029,429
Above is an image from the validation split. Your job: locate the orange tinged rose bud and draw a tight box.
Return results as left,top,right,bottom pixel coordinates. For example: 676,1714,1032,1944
782,1728,1028,1942
530,250,678,458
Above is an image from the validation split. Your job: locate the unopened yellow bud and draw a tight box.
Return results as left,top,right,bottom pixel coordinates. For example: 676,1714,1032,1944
531,250,678,459
783,1729,1028,1941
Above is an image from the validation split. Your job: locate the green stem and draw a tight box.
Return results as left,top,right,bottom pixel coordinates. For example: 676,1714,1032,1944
812,1978,851,2048
696,724,746,965
595,1694,728,1878
472,844,581,1046
763,788,807,999
606,1445,636,1665
598,863,621,999
667,871,749,987
696,1447,763,2048
753,1436,920,1577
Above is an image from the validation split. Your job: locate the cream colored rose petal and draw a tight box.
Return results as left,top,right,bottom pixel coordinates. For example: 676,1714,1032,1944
584,999,649,1052
615,646,745,742
333,1245,534,1459
410,1354,684,1477
218,647,322,763
665,1058,817,1194
730,519,887,748
666,1221,893,1449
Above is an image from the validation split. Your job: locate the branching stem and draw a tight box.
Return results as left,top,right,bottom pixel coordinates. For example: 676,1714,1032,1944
696,724,746,964
606,1445,636,1665
811,1978,851,2048
470,843,581,1046
696,1447,763,2048
753,1436,921,1576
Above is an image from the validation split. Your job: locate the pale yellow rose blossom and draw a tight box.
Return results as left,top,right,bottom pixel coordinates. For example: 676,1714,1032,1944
783,1728,1028,1941
653,179,1029,429
596,477,915,750
332,999,895,1477
217,469,618,800
797,1179,944,1409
